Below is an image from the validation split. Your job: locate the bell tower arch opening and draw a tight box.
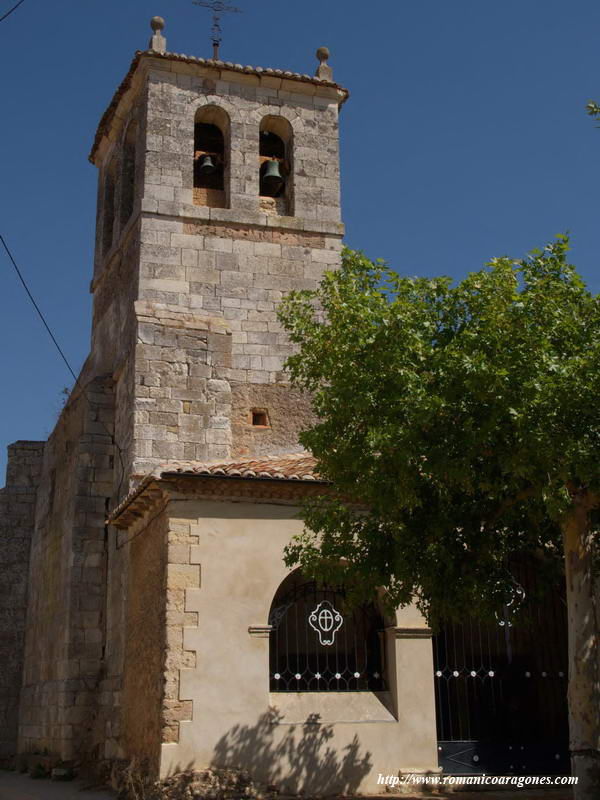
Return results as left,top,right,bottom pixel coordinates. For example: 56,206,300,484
259,115,293,216
193,105,230,209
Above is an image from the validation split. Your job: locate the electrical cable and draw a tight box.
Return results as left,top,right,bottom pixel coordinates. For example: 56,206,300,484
0,234,77,381
0,0,26,24
1,233,127,497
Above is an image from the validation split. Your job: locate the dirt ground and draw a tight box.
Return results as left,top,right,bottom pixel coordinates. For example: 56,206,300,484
354,791,573,800
388,792,573,800
0,771,575,800
0,771,116,800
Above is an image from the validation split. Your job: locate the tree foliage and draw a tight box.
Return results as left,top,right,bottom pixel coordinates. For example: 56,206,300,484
278,239,600,625
586,100,600,123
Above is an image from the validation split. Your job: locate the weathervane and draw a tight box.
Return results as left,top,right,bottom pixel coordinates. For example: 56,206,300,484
192,0,242,60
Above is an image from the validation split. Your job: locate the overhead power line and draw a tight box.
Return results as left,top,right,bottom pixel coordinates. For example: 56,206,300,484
0,0,26,23
0,234,78,382
0,233,128,498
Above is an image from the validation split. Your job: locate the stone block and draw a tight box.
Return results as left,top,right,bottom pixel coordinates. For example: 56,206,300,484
167,564,200,591
207,379,230,394
152,440,185,459
204,236,233,253
181,249,198,267
146,279,189,294
168,543,190,564
206,429,232,445
171,233,202,249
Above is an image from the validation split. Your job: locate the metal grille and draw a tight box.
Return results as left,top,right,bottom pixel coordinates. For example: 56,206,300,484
269,576,386,692
433,559,569,775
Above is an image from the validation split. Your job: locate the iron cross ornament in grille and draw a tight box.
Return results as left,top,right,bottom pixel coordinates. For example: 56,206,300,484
269,578,386,692
308,600,343,645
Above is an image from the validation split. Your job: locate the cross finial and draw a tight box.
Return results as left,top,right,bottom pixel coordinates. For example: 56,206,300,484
315,46,333,81
149,16,167,54
192,0,242,60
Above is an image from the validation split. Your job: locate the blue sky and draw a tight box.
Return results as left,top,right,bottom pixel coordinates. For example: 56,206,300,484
1,0,599,481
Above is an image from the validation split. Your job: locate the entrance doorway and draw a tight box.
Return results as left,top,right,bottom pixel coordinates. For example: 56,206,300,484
433,558,570,775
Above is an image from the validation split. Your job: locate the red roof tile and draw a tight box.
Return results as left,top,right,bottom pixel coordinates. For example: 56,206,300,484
162,452,320,481
107,453,323,525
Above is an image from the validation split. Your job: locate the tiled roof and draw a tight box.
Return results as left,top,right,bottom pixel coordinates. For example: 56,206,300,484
90,50,349,162
107,452,324,525
150,50,346,89
162,452,320,481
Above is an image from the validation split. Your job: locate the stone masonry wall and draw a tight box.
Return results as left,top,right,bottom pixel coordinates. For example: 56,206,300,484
139,61,342,373
121,510,169,776
162,514,199,747
18,377,114,762
0,441,44,764
91,224,141,381
68,377,114,764
132,301,233,473
114,501,200,778
90,57,345,477
128,60,343,471
230,383,316,458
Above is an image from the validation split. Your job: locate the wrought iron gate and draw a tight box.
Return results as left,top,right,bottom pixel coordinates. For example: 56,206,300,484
433,559,570,776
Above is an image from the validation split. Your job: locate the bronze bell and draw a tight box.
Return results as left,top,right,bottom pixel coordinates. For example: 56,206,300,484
262,159,284,189
198,154,217,174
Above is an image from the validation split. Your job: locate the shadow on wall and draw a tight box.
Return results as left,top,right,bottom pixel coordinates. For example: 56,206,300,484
210,710,373,794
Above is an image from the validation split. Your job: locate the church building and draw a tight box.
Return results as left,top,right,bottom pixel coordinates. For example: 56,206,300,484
0,16,569,794
0,17,439,793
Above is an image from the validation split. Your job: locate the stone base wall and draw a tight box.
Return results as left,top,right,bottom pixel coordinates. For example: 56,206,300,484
0,441,44,764
120,510,169,777
18,377,114,762
162,516,199,746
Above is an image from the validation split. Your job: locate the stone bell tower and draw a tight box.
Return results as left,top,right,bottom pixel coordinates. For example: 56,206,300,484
89,16,348,482
4,17,353,774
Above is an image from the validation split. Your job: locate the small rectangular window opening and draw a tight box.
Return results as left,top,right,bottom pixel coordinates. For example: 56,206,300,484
252,409,269,427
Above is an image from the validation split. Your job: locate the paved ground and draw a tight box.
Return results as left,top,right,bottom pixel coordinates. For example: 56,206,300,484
0,771,115,800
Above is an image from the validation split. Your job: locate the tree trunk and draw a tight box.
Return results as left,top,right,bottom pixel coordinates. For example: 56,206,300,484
562,496,600,798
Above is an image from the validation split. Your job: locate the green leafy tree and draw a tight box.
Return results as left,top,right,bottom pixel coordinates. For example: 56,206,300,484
586,100,600,123
278,240,600,798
